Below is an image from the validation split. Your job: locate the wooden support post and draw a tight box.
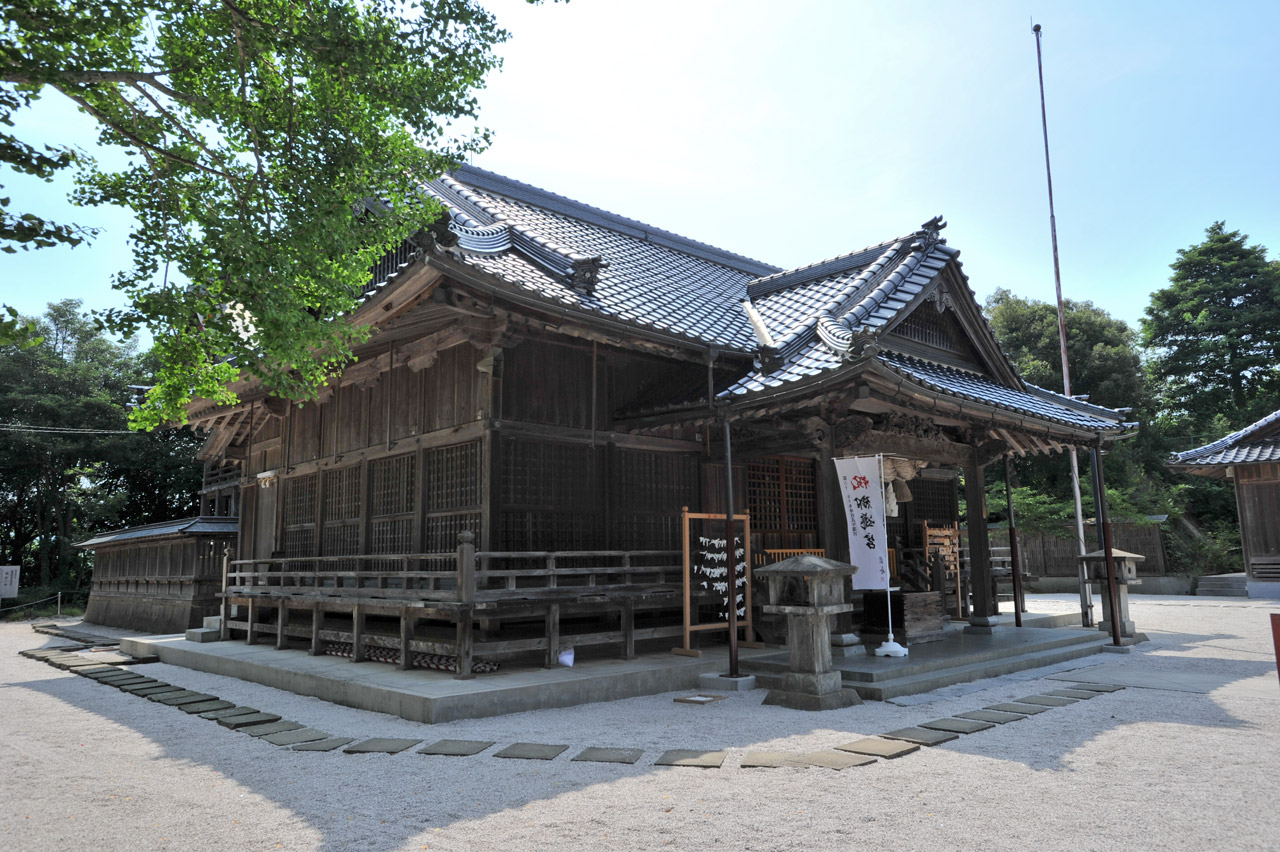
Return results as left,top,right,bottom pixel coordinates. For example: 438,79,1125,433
545,603,561,668
965,453,999,631
622,600,636,660
246,598,257,645
351,604,365,662
309,606,322,656
398,610,413,671
276,601,288,650
457,531,476,604
455,606,474,680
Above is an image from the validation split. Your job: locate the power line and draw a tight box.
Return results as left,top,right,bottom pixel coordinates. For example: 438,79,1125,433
0,423,139,436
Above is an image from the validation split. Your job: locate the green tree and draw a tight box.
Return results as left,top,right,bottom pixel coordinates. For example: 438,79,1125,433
1141,222,1280,433
0,300,202,589
2,1,509,428
984,289,1176,523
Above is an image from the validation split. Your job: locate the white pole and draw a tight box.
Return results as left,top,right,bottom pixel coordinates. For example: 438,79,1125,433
57,591,61,617
874,454,908,657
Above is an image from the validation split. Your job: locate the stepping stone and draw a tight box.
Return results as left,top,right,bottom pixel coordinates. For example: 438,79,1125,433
956,709,1025,725
835,738,920,759
115,679,163,691
217,712,282,730
1067,682,1124,693
293,737,355,752
654,749,727,768
156,692,217,707
241,721,305,738
418,739,495,757
97,671,146,682
1017,695,1078,707
105,677,154,689
986,702,1050,716
88,652,136,665
1044,688,1099,700
494,743,570,761
74,665,122,676
126,685,183,697
880,727,959,746
788,751,876,770
146,689,202,703
920,717,994,734
572,747,644,765
739,752,794,768
200,706,259,720
181,700,234,715
263,728,331,746
83,669,129,680
342,738,421,755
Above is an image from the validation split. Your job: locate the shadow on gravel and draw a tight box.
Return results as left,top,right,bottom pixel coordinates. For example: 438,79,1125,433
11,626,1273,852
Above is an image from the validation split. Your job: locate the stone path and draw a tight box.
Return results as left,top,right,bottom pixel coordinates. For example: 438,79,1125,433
18,645,1124,771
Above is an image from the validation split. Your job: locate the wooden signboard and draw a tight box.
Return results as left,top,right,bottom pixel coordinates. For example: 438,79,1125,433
673,507,758,656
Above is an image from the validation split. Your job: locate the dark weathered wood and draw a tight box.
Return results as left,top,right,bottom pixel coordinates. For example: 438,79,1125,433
276,601,288,650
455,606,474,680
246,598,258,645
545,603,561,668
351,605,365,662
310,606,322,655
622,600,635,659
398,611,413,670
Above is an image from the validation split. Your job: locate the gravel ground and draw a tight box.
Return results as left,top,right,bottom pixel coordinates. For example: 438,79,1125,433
2,595,1277,852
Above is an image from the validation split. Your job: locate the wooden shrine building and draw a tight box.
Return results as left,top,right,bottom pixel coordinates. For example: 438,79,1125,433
1169,408,1280,599
182,166,1136,674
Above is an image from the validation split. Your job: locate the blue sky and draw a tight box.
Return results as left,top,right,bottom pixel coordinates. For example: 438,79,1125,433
4,0,1278,345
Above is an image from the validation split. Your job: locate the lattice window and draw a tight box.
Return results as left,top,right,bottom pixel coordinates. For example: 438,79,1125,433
423,441,482,552
498,436,603,550
426,442,481,511
321,465,361,568
747,456,817,549
370,454,415,555
613,449,698,549
891,305,983,365
282,474,318,559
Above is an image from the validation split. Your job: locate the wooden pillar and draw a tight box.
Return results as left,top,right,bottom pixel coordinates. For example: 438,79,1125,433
351,604,365,662
965,453,1001,632
398,610,413,671
275,601,288,650
545,603,561,668
246,598,257,645
621,600,636,660
309,605,322,656
454,606,474,680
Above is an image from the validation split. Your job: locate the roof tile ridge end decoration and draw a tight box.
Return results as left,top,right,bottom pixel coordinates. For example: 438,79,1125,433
757,241,907,372
450,164,780,277
439,174,609,293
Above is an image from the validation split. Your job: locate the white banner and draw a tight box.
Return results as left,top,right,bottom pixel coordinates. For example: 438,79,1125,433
834,456,889,590
0,565,18,599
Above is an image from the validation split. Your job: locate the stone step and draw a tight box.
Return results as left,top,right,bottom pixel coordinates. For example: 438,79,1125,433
845,639,1110,701
1195,573,1248,596
741,629,1101,684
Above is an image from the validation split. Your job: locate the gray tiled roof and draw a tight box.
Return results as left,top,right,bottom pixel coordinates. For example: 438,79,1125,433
395,168,1130,435
879,354,1132,431
76,516,239,549
418,166,779,351
1171,408,1280,467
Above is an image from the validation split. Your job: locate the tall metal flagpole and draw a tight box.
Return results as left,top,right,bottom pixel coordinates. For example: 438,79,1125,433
1032,22,1094,627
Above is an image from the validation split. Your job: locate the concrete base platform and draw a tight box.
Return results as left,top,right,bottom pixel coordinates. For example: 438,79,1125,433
120,634,777,724
743,623,1110,701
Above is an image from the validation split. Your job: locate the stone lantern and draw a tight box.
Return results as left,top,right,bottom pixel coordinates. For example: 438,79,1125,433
755,555,862,711
1079,548,1144,640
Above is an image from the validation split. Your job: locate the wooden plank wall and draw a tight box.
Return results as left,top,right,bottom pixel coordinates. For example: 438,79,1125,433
1236,462,1280,579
